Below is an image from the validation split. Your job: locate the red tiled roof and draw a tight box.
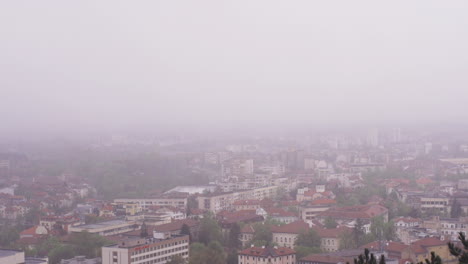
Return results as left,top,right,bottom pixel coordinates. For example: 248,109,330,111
265,207,297,218
153,219,199,232
310,199,336,205
239,246,295,257
271,220,309,234
313,226,351,238
361,241,407,253
20,226,40,236
319,204,387,219
300,254,348,264
412,237,445,247
241,224,255,234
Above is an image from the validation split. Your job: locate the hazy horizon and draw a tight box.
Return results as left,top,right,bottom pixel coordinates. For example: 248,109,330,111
2,1,468,138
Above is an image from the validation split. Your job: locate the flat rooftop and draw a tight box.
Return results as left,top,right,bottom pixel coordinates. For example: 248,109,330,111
0,249,23,257
74,219,130,229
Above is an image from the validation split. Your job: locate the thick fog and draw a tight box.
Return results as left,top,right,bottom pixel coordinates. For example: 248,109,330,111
1,1,468,137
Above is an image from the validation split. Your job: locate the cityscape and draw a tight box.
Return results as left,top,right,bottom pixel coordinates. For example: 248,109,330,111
2,1,468,264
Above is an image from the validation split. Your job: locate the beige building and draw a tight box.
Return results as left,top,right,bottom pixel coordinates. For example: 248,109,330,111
271,221,310,248
0,250,24,264
239,246,296,264
102,235,189,264
114,197,187,210
197,186,278,213
69,219,137,236
314,226,351,252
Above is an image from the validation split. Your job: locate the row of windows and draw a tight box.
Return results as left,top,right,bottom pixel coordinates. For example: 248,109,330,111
442,223,466,228
421,201,448,205
131,246,188,261
274,237,294,243
132,241,188,255
134,252,187,264
239,255,294,261
240,261,293,264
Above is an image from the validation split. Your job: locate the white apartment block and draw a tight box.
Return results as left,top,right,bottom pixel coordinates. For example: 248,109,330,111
197,186,278,213
102,235,189,264
114,198,187,210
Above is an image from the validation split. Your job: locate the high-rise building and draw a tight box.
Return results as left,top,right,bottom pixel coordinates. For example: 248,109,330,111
367,128,379,147
392,128,402,143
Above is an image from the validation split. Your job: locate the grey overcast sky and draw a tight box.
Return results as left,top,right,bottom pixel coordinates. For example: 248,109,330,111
1,1,468,135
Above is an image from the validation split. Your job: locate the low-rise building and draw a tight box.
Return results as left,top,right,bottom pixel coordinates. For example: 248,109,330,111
60,256,101,264
238,246,296,264
0,250,24,264
102,235,189,264
272,221,310,248
69,219,138,236
114,197,187,210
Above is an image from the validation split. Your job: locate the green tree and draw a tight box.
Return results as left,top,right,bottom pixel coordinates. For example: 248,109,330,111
449,232,468,264
228,223,241,249
451,199,463,219
0,225,19,247
294,245,322,259
227,251,238,264
370,216,395,241
167,255,186,264
353,219,366,247
418,252,442,264
324,217,338,229
296,229,321,248
205,241,226,264
198,213,222,245
188,243,207,264
339,231,356,250
140,222,148,238
180,223,192,241
351,248,385,264
48,245,75,264
188,241,226,264
69,231,110,258
251,223,273,243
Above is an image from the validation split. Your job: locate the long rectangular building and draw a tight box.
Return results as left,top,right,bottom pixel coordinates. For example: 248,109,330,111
114,197,187,210
102,235,189,264
68,219,137,236
197,186,278,213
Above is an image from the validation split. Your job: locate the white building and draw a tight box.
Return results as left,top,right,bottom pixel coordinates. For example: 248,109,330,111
0,250,24,264
69,219,137,236
102,235,189,264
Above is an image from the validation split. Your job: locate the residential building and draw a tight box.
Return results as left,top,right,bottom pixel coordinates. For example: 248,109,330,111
298,254,349,264
238,246,296,264
0,250,24,264
197,186,278,213
314,226,352,252
114,197,187,210
69,219,138,236
60,256,101,264
272,221,310,248
102,235,189,264
317,204,388,225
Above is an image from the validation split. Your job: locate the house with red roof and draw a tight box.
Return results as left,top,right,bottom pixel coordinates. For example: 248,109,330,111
362,237,457,264
271,220,310,248
317,204,388,226
264,207,299,224
299,254,351,264
313,226,352,252
18,225,48,248
239,246,296,264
